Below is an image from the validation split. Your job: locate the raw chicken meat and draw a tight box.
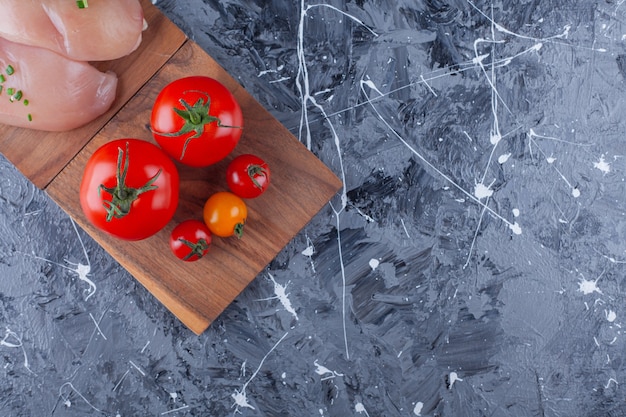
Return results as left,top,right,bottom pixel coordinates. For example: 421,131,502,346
0,37,117,131
0,0,144,62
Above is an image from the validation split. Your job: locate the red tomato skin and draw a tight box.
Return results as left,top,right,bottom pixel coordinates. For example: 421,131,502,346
226,154,270,199
79,138,179,241
150,76,243,167
170,220,212,262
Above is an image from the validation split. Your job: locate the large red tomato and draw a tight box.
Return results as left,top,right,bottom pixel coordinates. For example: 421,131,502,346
79,138,179,241
150,76,244,167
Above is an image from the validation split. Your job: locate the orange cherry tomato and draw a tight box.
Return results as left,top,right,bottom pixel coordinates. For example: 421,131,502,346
203,191,247,238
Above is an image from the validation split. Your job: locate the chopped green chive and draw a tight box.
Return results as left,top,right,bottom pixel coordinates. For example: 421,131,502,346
27,114,32,122
76,0,88,8
0,64,30,107
10,90,22,102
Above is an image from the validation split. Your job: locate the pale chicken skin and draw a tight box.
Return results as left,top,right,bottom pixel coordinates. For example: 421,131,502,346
0,37,117,131
0,0,144,62
0,0,146,131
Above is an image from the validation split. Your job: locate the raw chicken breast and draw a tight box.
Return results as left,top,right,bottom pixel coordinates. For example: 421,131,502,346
0,0,144,61
0,37,117,131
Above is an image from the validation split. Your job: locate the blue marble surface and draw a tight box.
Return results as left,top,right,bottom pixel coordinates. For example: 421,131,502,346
2,0,626,415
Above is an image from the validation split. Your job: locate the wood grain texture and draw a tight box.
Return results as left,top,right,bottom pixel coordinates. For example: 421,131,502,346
46,40,342,334
0,0,186,189
0,0,341,334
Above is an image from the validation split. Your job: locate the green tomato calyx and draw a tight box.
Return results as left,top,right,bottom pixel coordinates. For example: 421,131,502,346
156,97,241,161
234,222,245,239
99,142,161,222
247,164,267,190
178,238,210,261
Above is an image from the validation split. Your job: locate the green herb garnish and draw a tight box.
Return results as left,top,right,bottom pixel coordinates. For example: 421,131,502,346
76,0,88,8
10,90,22,102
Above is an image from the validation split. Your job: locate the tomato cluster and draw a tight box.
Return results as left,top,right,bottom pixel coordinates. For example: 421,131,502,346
79,76,270,262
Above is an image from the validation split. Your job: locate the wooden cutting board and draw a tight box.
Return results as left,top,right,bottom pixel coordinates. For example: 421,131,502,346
0,0,342,334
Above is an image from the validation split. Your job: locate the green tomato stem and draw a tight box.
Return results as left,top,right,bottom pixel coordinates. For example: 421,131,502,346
152,95,242,161
247,164,267,190
179,238,210,260
234,222,245,239
98,142,161,222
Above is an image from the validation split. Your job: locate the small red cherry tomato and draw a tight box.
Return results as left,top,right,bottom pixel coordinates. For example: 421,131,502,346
170,220,213,262
226,154,270,199
203,192,247,238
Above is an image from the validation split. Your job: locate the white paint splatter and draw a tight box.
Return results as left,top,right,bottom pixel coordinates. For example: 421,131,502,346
269,76,291,84
58,383,102,413
490,131,502,145
400,218,411,238
231,390,253,411
449,371,463,389
594,155,611,174
362,79,385,96
512,208,520,217
472,52,490,64
89,312,107,340
302,245,315,257
314,360,344,381
129,360,145,376
258,64,284,77
355,402,371,416
606,310,617,322
498,153,511,164
369,258,380,270
266,273,299,321
22,219,96,300
420,74,438,97
509,222,522,235
302,236,317,273
112,370,129,392
361,79,523,245
413,402,424,416
527,129,589,199
474,182,494,199
605,378,618,389
232,332,289,413
578,276,602,295
353,205,375,222
0,328,36,375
